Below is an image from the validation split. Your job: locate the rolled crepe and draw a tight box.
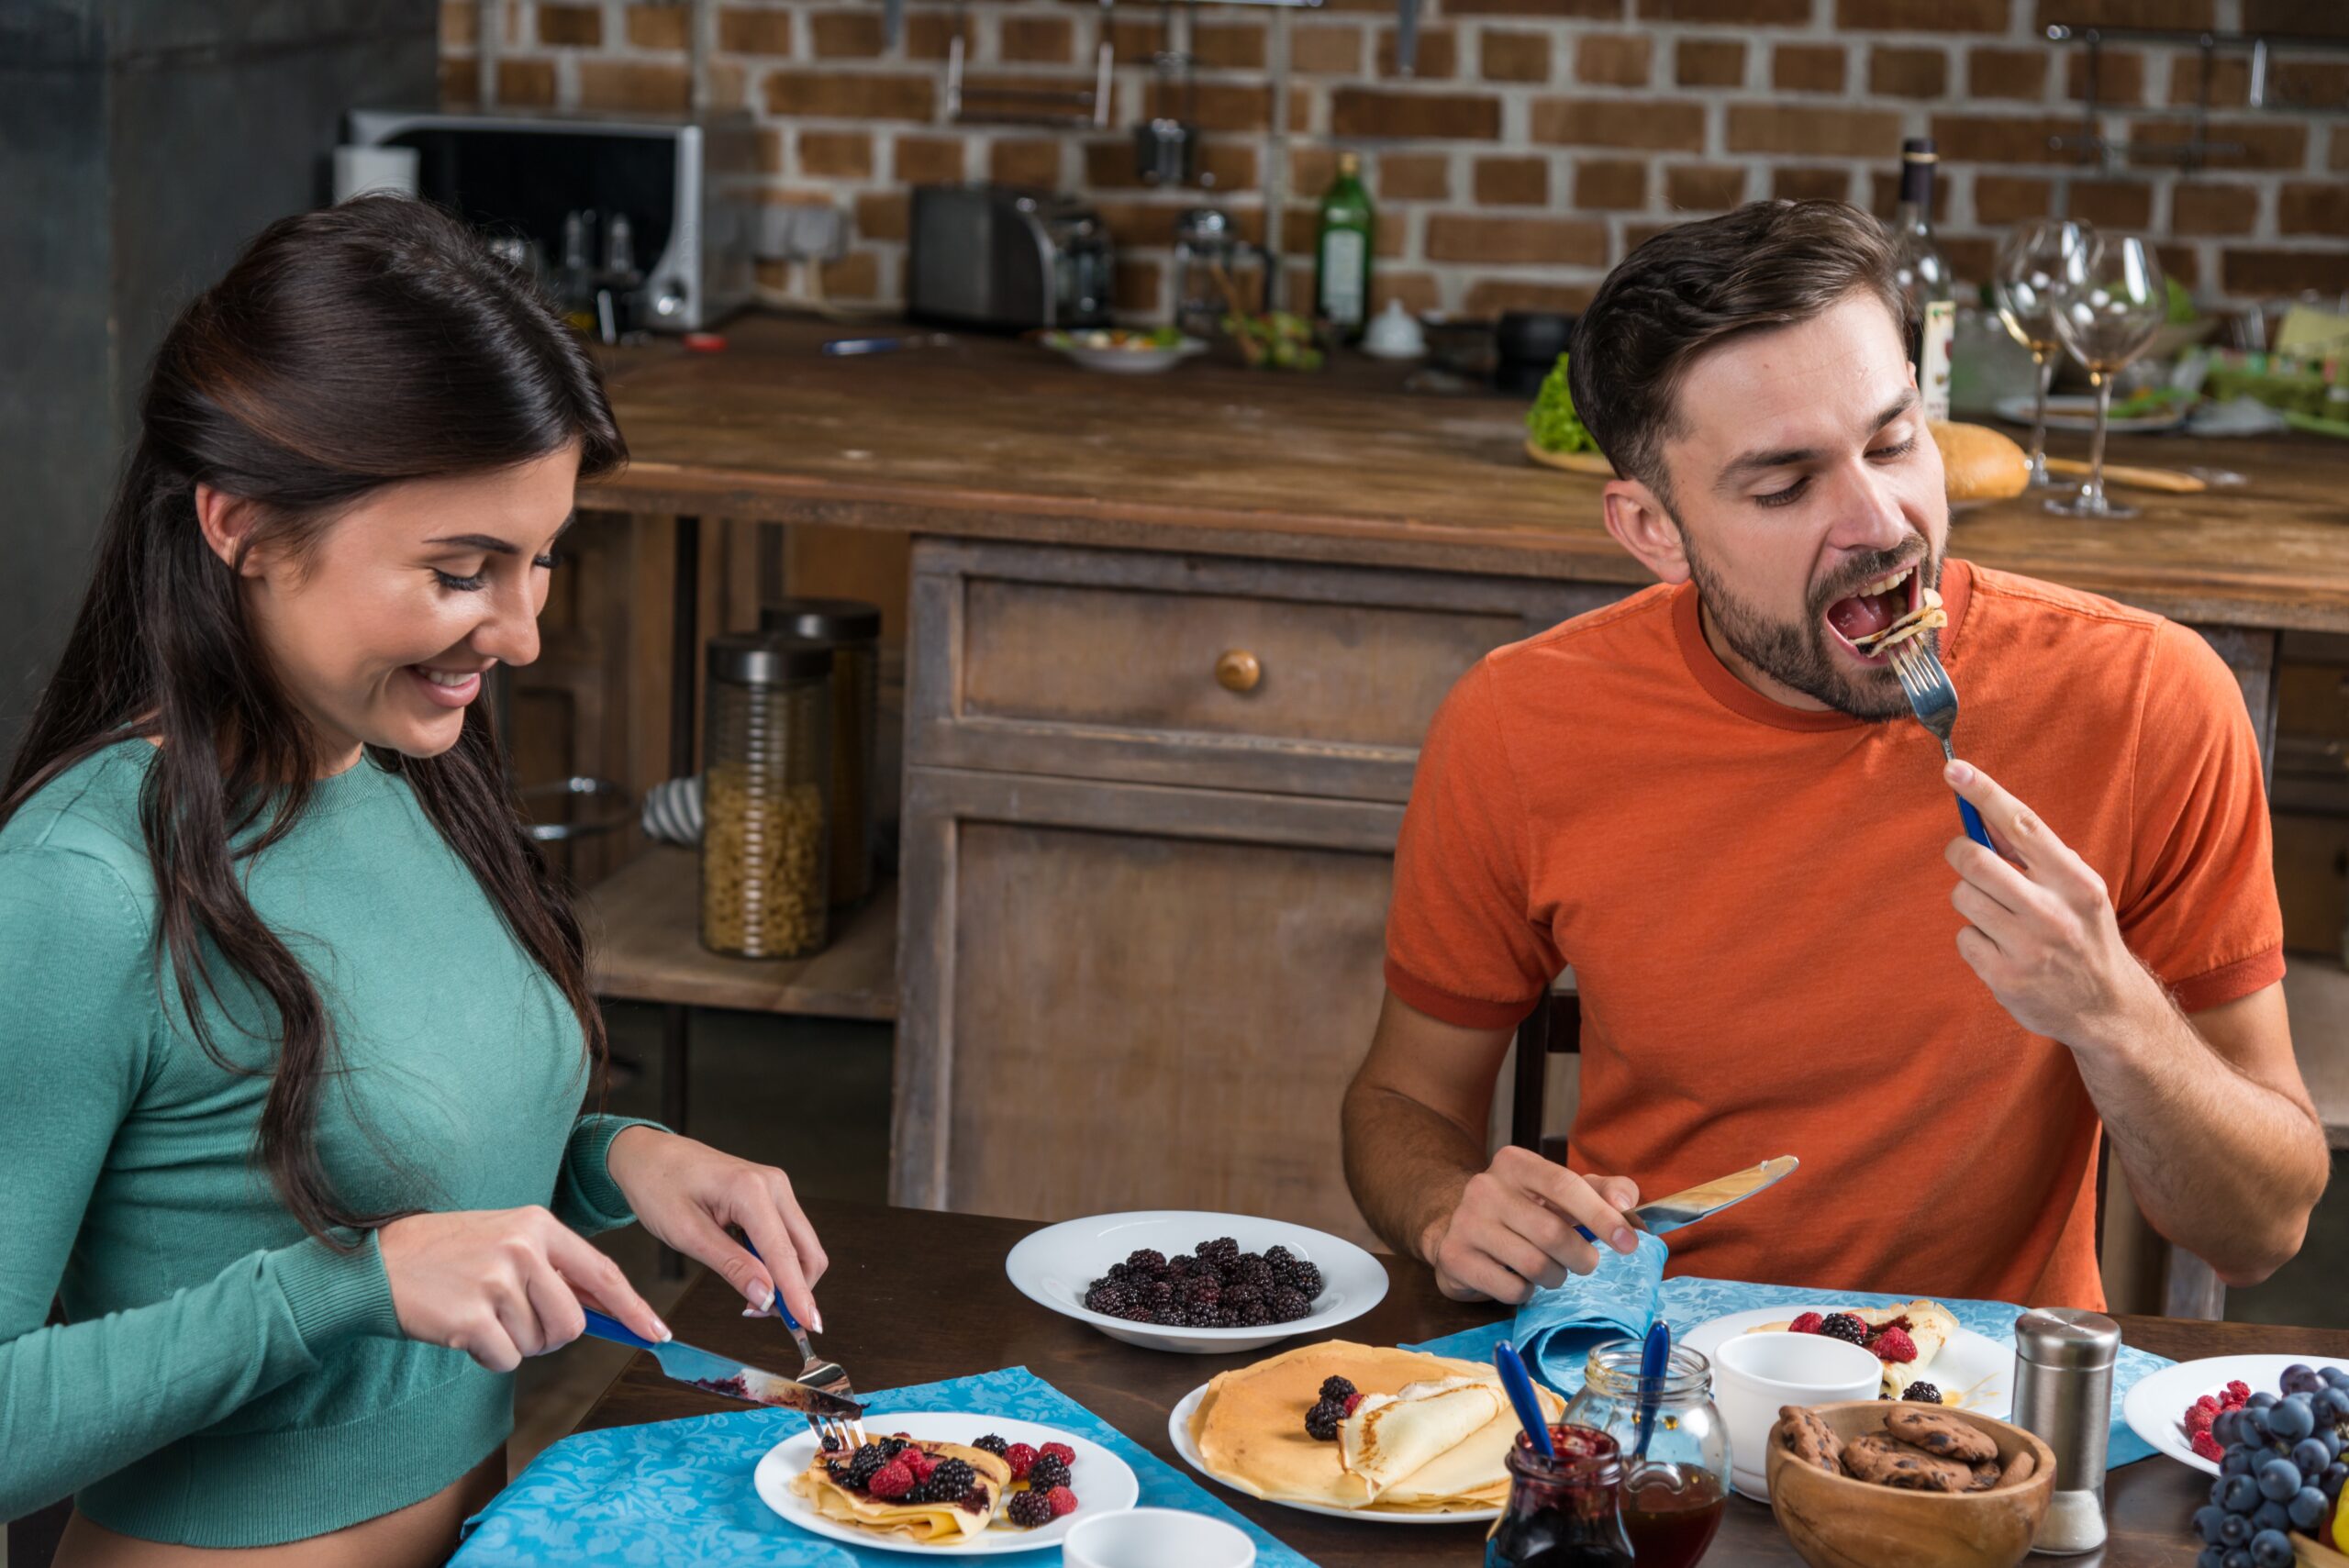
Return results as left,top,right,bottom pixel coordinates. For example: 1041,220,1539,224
791,1440,1010,1543
1753,1299,1960,1398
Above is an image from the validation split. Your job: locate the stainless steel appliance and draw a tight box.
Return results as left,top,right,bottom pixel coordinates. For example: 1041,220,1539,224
341,106,756,331
907,183,1111,333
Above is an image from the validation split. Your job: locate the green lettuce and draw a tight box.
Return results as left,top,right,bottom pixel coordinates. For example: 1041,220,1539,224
1525,352,1598,454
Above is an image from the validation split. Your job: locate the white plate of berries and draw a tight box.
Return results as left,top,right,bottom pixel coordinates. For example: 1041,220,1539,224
1005,1211,1389,1354
1681,1307,2015,1419
2122,1355,2349,1476
753,1415,1141,1553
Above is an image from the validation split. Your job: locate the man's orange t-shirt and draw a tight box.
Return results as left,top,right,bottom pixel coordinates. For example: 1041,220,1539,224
1384,560,2284,1310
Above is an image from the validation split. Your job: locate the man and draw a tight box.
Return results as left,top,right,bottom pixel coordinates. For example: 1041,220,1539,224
1342,201,2326,1311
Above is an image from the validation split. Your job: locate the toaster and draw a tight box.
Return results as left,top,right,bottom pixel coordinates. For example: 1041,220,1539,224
907,183,1112,333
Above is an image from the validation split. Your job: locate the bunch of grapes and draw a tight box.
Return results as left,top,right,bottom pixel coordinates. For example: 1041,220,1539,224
2189,1364,2349,1568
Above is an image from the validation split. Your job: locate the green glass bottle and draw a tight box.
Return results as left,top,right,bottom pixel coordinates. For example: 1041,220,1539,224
1314,151,1374,342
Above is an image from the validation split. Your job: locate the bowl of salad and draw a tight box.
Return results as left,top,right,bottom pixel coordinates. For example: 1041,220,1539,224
1039,326,1208,374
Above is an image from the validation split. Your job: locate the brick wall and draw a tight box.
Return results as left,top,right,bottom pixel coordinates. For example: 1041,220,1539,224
440,0,2349,320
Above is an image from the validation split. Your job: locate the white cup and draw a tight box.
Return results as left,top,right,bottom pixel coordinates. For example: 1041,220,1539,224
1063,1507,1255,1568
1713,1330,1883,1501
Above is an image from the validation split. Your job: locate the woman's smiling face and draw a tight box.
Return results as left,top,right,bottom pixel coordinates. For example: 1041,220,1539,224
202,445,580,771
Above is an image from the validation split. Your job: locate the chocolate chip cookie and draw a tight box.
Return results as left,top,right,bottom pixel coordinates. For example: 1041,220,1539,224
1776,1404,1843,1474
1995,1447,2038,1490
1840,1432,1976,1493
1884,1407,1998,1464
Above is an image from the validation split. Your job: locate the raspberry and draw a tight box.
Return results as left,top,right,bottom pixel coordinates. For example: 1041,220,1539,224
1045,1485,1078,1518
1002,1443,1038,1481
902,1449,938,1483
1005,1491,1054,1529
1869,1327,1919,1363
866,1462,915,1501
1040,1442,1075,1467
2223,1381,2252,1407
1818,1313,1869,1347
1341,1392,1364,1416
2186,1398,2220,1436
2189,1430,2224,1462
1788,1312,1826,1336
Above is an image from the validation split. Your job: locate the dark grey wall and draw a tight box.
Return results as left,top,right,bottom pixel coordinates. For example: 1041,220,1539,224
0,0,437,755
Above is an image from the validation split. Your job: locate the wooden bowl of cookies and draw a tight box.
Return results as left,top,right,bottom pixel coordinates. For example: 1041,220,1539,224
1765,1402,2056,1568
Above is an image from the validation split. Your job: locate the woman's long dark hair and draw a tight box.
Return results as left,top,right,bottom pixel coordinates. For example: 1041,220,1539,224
2,195,627,1242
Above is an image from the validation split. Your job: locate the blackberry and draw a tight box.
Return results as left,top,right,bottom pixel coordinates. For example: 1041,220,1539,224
1233,1256,1276,1290
1121,1303,1156,1323
1028,1453,1073,1493
1305,1398,1345,1441
1264,1244,1296,1271
1085,1282,1136,1317
1185,1306,1220,1328
1285,1262,1323,1299
1818,1313,1870,1347
1270,1288,1310,1322
1319,1376,1359,1404
1902,1382,1943,1404
928,1459,976,1500
1144,1279,1175,1307
1006,1490,1055,1529
819,1429,844,1452
1150,1307,1186,1326
1178,1276,1221,1308
1197,1237,1241,1266
1124,1248,1168,1275
1223,1284,1262,1314
825,1460,852,1486
846,1444,892,1489
973,1434,1010,1458
1241,1299,1275,1327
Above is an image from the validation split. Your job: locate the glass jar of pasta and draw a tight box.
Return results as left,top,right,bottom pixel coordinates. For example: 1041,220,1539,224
760,597,881,908
700,633,832,959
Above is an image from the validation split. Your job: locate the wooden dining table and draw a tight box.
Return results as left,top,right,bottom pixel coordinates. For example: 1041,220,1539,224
572,1199,2349,1566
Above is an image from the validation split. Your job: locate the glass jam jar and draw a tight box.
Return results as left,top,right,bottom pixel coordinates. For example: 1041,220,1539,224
1486,1424,1634,1568
699,633,832,959
1564,1341,1729,1568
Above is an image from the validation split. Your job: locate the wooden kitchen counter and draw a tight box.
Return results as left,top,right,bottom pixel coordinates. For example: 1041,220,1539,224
589,315,2349,633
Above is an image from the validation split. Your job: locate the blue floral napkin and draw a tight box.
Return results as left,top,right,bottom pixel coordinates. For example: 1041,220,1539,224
1404,1250,2172,1470
451,1366,1321,1567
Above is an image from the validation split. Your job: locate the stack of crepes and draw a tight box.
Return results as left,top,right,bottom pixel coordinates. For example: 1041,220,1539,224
1191,1342,1566,1513
790,1441,1013,1544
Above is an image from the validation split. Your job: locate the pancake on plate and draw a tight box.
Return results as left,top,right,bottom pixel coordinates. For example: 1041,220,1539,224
1753,1300,1961,1399
792,1438,1011,1544
1191,1340,1564,1513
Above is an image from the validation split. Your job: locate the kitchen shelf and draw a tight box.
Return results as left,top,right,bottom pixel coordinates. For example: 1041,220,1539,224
584,845,898,1021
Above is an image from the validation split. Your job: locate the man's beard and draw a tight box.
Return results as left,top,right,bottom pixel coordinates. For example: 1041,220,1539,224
1681,528,1939,721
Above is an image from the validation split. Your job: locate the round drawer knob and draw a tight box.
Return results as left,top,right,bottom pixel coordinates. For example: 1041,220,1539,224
1215,649,1263,694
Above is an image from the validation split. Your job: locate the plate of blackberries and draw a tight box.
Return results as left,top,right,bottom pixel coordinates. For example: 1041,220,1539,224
1006,1211,1389,1353
753,1413,1139,1552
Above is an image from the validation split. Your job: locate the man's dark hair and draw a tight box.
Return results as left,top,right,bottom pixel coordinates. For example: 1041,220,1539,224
1568,200,1906,508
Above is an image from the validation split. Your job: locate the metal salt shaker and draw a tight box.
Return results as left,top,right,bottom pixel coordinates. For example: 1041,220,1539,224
2011,1307,2121,1555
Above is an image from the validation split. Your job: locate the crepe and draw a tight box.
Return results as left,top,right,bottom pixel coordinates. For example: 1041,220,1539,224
1190,1341,1563,1513
791,1440,1011,1544
1753,1299,1961,1398
1851,585,1947,654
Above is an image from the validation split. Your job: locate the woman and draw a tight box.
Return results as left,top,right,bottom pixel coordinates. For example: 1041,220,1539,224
0,196,829,1564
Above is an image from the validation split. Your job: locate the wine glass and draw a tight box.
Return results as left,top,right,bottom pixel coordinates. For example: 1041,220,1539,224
2045,235,2168,520
1991,218,2096,490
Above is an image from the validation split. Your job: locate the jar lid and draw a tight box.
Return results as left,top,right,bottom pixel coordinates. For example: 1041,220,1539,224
2013,1307,2121,1370
707,631,833,684
762,597,882,643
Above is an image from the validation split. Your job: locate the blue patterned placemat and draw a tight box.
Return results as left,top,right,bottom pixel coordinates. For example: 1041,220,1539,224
1403,1241,2171,1470
451,1366,1320,1567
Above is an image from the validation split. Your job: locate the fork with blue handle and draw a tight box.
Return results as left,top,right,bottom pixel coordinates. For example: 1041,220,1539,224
1888,639,1995,851
743,1237,868,1450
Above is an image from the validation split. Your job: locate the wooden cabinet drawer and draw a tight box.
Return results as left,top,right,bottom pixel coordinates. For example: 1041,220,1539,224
909,539,1619,802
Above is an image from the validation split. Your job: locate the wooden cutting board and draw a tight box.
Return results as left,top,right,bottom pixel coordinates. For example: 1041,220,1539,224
1523,437,1616,477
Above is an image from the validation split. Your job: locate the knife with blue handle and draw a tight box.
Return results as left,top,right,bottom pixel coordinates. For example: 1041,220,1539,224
1572,1155,1798,1245
579,1309,863,1417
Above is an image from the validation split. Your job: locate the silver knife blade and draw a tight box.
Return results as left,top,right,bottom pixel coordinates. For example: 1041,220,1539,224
647,1337,865,1417
1631,1155,1798,1237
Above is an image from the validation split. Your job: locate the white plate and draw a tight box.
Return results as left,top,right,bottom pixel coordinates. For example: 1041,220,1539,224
751,1413,1140,1555
1165,1383,1501,1525
1042,336,1208,374
1005,1211,1388,1354
1995,393,2191,433
1682,1307,2014,1420
2121,1354,2349,1475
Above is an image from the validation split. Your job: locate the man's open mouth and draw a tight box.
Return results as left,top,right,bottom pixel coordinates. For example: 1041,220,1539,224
1824,562,1931,662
